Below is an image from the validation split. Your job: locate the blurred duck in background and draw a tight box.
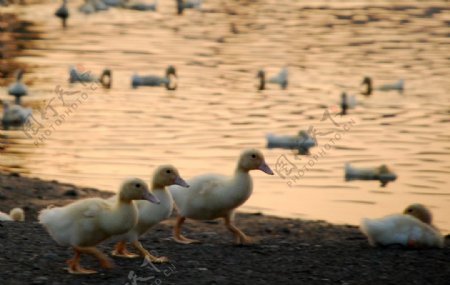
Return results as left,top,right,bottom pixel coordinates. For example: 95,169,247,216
360,203,444,248
8,70,28,105
257,67,288,90
103,0,127,7
345,163,397,187
124,0,157,11
176,0,202,15
132,65,177,90
267,130,316,155
55,0,70,28
0,208,25,222
340,92,357,115
1,101,32,130
69,66,112,88
79,0,109,14
361,76,404,96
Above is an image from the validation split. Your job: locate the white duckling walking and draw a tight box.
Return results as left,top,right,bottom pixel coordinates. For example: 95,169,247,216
38,178,160,274
1,101,32,130
8,70,28,105
360,203,444,248
0,208,25,222
55,0,70,28
169,149,274,245
111,165,189,263
69,65,112,88
131,65,177,90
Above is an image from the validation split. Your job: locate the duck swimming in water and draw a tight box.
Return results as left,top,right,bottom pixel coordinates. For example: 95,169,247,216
131,65,177,90
8,70,28,105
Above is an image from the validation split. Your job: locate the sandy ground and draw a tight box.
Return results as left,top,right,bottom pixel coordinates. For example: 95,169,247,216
0,171,449,285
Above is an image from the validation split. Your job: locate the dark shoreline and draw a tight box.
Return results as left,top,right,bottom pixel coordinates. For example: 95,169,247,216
0,171,449,285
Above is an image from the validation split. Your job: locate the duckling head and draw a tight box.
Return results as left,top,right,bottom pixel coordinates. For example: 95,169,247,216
361,76,372,96
403,203,432,224
9,208,25,221
152,165,189,189
257,69,265,91
238,149,274,175
100,69,112,89
119,178,160,204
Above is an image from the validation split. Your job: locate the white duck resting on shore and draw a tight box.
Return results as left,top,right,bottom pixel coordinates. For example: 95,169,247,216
8,70,28,105
1,101,32,130
110,165,189,263
169,149,274,245
69,66,112,88
0,208,25,222
360,203,444,248
38,178,160,274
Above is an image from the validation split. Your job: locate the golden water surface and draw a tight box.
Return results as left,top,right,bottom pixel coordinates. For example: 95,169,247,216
0,0,449,232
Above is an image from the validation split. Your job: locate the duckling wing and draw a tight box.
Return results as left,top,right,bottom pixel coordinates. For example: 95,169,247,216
169,174,229,219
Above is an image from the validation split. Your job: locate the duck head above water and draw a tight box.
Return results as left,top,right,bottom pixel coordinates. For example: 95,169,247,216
165,65,177,90
361,76,372,96
100,69,112,88
256,69,266,91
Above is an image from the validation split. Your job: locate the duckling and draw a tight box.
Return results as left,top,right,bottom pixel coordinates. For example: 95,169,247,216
176,0,202,15
55,0,70,28
360,203,444,248
170,149,274,245
361,76,404,96
257,67,288,90
38,178,160,274
69,66,112,88
345,163,397,187
267,130,316,155
1,101,32,130
8,70,28,105
124,0,157,11
131,65,177,90
0,208,25,222
111,165,189,263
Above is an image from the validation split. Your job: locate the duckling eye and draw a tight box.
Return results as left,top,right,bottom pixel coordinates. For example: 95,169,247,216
166,170,171,174
135,183,141,188
251,154,256,158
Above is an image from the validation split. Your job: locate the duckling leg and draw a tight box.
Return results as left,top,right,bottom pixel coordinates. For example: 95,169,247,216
173,216,200,244
76,246,115,270
224,215,253,245
131,241,169,264
66,248,97,274
112,241,139,258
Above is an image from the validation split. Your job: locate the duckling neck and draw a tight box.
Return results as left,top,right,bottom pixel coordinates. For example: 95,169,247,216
229,167,253,203
104,199,138,235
